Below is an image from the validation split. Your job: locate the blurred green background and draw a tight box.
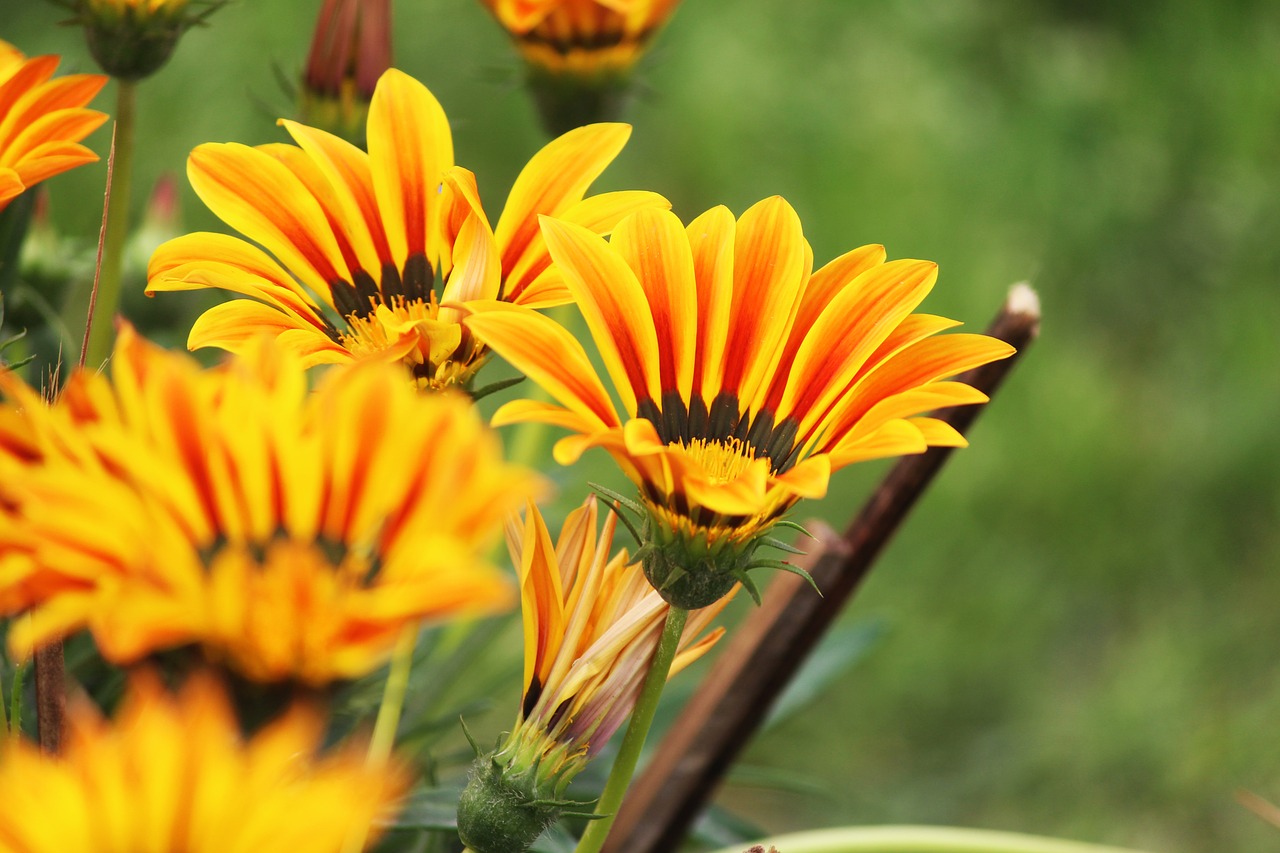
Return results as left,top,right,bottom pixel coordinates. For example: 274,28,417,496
6,0,1280,850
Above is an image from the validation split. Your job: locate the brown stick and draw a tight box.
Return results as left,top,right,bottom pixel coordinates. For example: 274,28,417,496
603,284,1042,853
34,640,65,753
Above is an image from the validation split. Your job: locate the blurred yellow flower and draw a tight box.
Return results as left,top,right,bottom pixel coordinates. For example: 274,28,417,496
0,40,107,213
147,68,667,392
457,496,729,852
0,671,408,853
480,0,680,77
466,198,1015,605
0,326,536,685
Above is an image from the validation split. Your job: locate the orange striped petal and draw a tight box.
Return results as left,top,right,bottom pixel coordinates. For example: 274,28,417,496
910,416,968,448
782,258,938,430
463,303,621,432
540,215,660,412
188,302,350,367
440,213,501,312
517,501,566,699
6,141,98,188
771,453,831,501
496,123,632,278
148,231,334,320
722,197,809,406
609,207,696,399
0,167,24,207
828,419,929,469
686,205,735,398
366,68,453,267
504,189,669,305
278,119,392,275
188,142,347,296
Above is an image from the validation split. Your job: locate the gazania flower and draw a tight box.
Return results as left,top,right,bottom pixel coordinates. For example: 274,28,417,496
0,40,107,213
478,0,681,133
0,325,535,685
146,68,667,393
0,671,408,853
456,496,729,853
465,197,1016,607
300,0,392,143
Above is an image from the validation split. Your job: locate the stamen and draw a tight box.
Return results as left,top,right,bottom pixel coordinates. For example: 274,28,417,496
677,436,754,485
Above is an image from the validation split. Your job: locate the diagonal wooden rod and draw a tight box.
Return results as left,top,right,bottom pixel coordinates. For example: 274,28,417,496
603,284,1041,853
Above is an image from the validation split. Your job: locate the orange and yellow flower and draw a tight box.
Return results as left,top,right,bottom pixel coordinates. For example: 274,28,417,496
0,40,107,213
456,496,728,852
479,0,681,77
0,671,408,853
465,197,1015,605
147,68,667,392
0,326,536,685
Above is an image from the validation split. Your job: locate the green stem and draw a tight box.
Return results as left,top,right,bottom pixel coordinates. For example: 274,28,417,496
81,79,137,370
705,826,1158,853
341,625,419,853
574,605,688,853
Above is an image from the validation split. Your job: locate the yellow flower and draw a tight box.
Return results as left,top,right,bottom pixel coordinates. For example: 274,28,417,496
480,0,680,77
0,671,408,853
0,41,107,213
0,326,536,685
456,496,729,853
146,68,667,392
465,197,1015,605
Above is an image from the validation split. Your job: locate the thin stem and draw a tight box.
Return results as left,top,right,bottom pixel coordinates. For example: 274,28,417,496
341,624,419,853
81,79,137,370
574,606,688,853
368,624,419,765
706,826,1155,853
33,639,64,753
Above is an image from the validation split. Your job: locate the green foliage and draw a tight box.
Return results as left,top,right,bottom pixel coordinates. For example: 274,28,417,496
5,0,1278,850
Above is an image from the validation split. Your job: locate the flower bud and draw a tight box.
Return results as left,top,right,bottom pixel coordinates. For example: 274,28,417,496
79,0,207,81
299,0,392,144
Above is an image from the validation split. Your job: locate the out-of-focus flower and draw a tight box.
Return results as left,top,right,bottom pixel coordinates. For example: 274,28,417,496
0,325,536,685
75,0,220,80
0,670,409,852
456,497,729,853
478,0,680,133
466,198,1016,607
0,40,107,213
146,68,667,393
300,0,393,144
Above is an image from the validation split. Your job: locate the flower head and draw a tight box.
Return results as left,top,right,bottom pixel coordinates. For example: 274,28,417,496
478,0,681,133
465,197,1015,606
300,0,392,142
76,0,217,80
147,68,667,393
0,325,536,685
0,40,107,213
456,496,728,853
0,670,408,853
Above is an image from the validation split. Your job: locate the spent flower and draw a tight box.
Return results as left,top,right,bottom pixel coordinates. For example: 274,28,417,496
466,198,1016,607
456,497,729,853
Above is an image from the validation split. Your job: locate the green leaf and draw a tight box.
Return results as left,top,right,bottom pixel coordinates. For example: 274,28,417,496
763,622,882,731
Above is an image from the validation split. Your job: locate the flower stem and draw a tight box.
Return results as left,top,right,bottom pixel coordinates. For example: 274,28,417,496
341,624,418,853
706,826,1155,853
81,79,137,370
574,605,688,853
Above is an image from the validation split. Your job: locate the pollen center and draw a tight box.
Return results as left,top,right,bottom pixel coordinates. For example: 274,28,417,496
340,296,475,390
677,437,755,485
